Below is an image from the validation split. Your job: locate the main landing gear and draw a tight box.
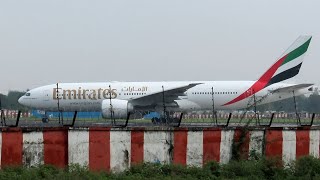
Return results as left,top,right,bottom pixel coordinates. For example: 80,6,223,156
41,111,50,123
151,113,183,127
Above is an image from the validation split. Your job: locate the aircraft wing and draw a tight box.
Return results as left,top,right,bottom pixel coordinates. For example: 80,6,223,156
269,83,313,93
129,83,202,107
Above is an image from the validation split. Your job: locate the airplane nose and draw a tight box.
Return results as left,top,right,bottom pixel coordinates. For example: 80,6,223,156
18,97,24,105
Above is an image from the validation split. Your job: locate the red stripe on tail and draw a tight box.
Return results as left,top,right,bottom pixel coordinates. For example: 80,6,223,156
224,55,287,106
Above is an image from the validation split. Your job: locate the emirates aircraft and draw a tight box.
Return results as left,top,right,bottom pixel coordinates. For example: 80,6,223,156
18,36,313,119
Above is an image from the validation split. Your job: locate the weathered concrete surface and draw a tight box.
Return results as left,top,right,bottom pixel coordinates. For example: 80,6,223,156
220,130,234,164
310,130,319,158
110,130,131,172
23,132,44,167
0,127,319,171
282,130,296,165
187,131,203,167
68,129,89,167
249,130,264,156
144,131,172,164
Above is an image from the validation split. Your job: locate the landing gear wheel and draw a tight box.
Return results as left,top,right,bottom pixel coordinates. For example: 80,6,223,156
42,117,49,123
151,117,160,124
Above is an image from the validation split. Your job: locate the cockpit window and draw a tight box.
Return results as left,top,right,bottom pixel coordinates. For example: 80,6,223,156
25,93,31,96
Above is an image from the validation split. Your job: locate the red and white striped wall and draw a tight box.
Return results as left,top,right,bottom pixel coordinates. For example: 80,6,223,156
0,127,319,171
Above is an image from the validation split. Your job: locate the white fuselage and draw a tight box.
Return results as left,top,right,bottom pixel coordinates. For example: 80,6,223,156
18,81,310,112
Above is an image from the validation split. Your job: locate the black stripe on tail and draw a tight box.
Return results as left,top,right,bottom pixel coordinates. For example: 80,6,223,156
266,63,302,87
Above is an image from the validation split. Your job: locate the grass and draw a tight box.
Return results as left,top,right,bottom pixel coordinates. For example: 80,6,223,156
1,156,320,179
9,115,318,126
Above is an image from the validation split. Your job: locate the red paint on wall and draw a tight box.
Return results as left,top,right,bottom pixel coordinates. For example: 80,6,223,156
1,129,23,167
89,128,110,171
173,128,188,165
131,129,144,165
296,129,310,158
233,129,250,160
43,129,68,168
203,128,221,164
265,129,283,158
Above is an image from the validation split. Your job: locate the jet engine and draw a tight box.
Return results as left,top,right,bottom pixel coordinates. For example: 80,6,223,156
101,99,133,119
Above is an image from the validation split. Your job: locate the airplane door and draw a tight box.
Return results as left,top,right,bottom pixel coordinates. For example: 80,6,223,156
43,90,50,101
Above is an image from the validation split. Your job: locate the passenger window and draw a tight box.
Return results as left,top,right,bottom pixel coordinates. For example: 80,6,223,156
25,93,31,96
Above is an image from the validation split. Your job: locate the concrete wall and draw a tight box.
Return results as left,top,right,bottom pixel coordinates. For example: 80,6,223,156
0,127,319,171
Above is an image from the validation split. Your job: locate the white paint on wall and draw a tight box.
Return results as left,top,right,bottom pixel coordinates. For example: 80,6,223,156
309,130,319,158
282,131,296,166
110,130,131,172
68,129,89,167
144,131,171,164
220,130,234,164
186,131,203,167
249,131,264,156
23,132,44,167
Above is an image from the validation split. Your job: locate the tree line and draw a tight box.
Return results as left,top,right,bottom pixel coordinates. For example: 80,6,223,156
0,91,28,111
256,92,320,113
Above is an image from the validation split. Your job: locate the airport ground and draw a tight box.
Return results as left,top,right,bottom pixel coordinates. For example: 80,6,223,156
1,112,318,128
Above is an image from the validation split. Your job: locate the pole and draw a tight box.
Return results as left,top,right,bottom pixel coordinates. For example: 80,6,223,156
211,87,217,125
56,83,61,124
109,85,115,125
253,91,260,126
162,86,167,124
292,90,301,126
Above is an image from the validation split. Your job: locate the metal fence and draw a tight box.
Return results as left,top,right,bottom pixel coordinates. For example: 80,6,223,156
1,108,320,128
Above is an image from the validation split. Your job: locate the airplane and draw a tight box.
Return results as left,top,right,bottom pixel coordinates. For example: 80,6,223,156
18,36,313,120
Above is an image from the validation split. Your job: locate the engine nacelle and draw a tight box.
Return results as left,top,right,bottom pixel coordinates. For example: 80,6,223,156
101,99,133,119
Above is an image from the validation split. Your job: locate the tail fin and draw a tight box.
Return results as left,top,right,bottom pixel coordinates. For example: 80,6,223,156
262,35,312,87
223,36,312,106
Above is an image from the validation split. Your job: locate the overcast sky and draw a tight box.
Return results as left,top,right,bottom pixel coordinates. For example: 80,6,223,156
0,0,319,94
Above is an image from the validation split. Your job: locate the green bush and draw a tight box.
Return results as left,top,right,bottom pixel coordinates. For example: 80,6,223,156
292,156,320,178
2,157,320,179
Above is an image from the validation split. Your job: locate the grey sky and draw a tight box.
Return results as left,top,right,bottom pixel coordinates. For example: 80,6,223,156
0,0,319,94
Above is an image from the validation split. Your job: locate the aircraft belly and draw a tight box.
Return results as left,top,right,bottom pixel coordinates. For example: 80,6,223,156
175,100,202,111
54,100,101,112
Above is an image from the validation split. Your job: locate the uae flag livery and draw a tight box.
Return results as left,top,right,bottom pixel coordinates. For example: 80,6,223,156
224,36,312,106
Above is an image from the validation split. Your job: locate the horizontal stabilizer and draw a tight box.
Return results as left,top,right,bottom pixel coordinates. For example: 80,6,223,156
270,83,313,93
